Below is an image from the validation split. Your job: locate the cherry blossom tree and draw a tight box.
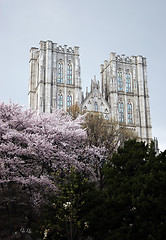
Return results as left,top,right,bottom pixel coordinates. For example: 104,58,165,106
0,102,102,238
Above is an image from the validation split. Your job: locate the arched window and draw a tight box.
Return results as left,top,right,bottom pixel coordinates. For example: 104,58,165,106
67,63,72,84
67,95,72,109
127,103,132,124
58,62,63,83
94,102,98,111
58,94,63,109
105,114,109,120
119,102,124,123
126,72,131,92
118,71,123,91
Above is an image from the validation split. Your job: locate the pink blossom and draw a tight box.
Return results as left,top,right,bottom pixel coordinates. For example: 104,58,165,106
0,103,104,207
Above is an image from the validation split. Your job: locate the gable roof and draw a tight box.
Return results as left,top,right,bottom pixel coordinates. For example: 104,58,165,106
81,76,110,116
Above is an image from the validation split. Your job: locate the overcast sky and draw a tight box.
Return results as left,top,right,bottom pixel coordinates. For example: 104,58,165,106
0,0,166,151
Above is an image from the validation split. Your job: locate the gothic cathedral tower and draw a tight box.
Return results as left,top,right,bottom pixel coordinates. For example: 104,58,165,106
28,40,82,113
28,41,152,145
100,52,152,143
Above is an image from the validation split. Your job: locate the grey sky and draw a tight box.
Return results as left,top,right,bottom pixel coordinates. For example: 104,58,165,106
0,0,166,151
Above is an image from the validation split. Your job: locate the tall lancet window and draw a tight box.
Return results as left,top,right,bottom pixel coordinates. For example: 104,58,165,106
94,102,98,111
67,63,72,84
119,102,124,123
127,103,132,124
58,94,63,109
58,62,63,83
118,71,123,91
67,95,72,109
126,72,131,92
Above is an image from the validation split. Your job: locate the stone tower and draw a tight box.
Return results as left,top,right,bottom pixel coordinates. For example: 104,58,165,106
28,41,152,145
28,40,82,113
100,52,152,144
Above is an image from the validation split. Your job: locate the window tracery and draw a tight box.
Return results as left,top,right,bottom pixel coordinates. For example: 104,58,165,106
126,72,131,92
119,102,124,123
127,103,132,124
67,62,72,84
118,71,123,91
94,102,98,111
67,95,72,109
58,62,63,83
58,94,63,109
105,114,109,120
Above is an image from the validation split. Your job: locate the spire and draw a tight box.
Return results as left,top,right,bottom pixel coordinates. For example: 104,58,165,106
94,75,96,84
90,76,100,92
86,87,88,97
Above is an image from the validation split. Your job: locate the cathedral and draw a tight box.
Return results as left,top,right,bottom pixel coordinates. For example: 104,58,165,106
28,40,152,144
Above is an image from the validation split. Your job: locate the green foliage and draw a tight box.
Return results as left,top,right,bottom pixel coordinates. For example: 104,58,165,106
34,140,166,240
94,140,166,240
37,168,93,240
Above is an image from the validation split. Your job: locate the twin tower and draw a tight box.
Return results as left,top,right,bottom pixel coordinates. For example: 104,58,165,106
29,40,152,144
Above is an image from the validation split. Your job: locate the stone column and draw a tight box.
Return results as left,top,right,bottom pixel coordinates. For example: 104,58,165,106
28,47,38,109
131,56,141,139
103,60,108,96
45,40,53,113
52,42,57,111
63,45,67,111
110,52,118,122
38,41,45,113
137,55,147,142
143,58,152,142
74,46,82,105
100,64,104,97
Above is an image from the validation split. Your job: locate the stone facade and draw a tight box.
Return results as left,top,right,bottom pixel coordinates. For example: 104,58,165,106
28,40,152,144
100,52,152,143
82,76,111,120
28,40,81,113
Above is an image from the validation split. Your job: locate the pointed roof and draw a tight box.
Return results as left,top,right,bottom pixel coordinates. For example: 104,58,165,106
81,76,111,117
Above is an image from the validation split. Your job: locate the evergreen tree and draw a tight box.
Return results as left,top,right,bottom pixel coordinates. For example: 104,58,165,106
87,140,166,240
